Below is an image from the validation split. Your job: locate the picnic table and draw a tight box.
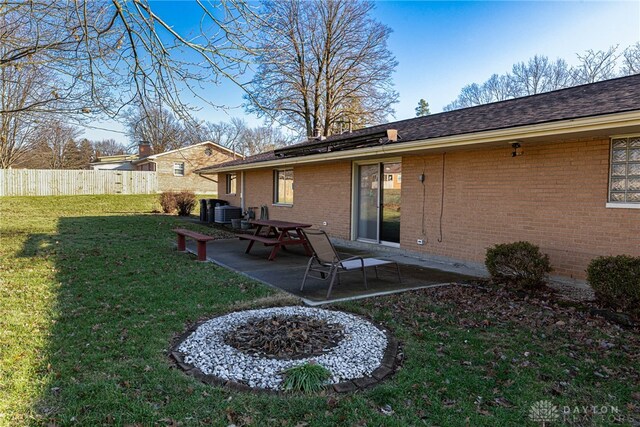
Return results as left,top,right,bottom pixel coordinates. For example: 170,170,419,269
237,219,313,261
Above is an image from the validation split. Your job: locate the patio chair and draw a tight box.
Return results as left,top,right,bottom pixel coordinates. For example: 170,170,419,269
299,229,402,299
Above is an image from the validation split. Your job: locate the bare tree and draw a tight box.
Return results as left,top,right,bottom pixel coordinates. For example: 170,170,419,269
125,104,186,154
239,125,298,155
483,74,516,102
183,117,248,150
92,138,128,157
511,55,552,95
621,42,640,75
1,0,259,120
443,45,632,112
545,58,573,90
246,0,398,137
183,117,298,155
442,82,494,110
0,85,40,168
0,32,52,167
572,46,620,84
510,56,573,96
22,121,83,169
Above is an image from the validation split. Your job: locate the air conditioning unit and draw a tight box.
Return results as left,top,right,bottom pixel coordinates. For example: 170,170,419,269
214,206,242,223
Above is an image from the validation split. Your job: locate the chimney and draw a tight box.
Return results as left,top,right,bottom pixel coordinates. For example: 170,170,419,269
138,142,152,158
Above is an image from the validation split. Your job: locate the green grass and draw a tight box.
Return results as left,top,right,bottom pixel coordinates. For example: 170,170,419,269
282,363,332,394
1,195,638,426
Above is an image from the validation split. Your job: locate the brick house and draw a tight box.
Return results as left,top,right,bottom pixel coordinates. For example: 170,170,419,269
130,141,241,194
197,75,640,280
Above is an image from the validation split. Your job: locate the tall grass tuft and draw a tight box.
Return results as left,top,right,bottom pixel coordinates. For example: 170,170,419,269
281,362,331,393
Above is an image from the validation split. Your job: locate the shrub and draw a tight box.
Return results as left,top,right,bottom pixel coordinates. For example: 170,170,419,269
281,362,331,393
485,241,551,289
587,255,640,311
173,191,196,216
159,192,176,214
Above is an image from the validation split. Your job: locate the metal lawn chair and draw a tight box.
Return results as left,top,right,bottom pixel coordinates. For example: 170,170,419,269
299,229,402,299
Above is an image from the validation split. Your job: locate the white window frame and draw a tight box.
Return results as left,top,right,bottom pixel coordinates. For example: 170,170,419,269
273,168,294,206
226,173,237,195
606,135,640,209
173,162,185,177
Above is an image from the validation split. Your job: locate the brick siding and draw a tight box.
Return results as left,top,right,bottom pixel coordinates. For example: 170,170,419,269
219,137,639,279
220,162,353,238
150,145,234,194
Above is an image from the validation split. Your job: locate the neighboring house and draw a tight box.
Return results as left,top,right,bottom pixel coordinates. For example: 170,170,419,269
92,141,242,194
89,154,138,170
132,141,241,194
90,142,151,171
197,74,640,280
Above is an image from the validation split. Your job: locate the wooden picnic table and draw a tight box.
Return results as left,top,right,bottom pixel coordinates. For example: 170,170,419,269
237,219,313,261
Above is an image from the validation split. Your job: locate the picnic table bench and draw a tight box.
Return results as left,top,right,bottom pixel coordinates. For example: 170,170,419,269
238,219,312,261
173,228,215,261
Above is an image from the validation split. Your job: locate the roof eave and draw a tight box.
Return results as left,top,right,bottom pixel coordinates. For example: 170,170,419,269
199,111,640,174
150,141,244,160
131,157,154,165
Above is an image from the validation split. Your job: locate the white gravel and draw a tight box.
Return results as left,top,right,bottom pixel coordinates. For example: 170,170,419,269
178,306,388,390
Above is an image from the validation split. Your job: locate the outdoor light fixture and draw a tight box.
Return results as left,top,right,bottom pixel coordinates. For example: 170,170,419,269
511,142,523,157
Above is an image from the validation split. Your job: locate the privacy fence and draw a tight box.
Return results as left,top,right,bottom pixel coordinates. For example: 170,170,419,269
0,169,158,196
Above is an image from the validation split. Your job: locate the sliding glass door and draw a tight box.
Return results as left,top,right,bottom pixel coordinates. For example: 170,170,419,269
356,161,401,245
357,164,379,241
380,162,401,244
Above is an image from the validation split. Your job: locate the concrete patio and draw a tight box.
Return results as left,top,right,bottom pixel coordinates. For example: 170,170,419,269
183,237,481,305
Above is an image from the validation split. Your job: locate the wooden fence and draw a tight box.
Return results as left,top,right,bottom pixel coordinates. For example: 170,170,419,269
0,169,158,196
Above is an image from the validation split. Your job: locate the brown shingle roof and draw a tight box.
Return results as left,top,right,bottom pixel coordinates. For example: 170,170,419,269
198,74,640,172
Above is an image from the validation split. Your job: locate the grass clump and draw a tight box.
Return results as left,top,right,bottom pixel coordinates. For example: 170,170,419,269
282,362,331,393
485,241,551,289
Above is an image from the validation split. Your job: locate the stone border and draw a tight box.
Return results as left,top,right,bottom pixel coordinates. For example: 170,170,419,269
169,308,401,394
329,335,400,393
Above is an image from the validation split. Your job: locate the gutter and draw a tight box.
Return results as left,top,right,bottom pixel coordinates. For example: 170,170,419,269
199,111,640,174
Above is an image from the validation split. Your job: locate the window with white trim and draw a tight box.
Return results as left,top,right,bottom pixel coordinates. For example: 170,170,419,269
274,169,294,205
226,173,236,195
173,162,185,176
609,136,640,204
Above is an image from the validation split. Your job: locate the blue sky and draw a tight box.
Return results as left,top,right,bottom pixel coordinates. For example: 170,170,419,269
85,0,640,145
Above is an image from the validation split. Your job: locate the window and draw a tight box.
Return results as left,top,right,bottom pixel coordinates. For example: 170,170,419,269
173,162,185,176
274,169,294,205
609,136,640,205
226,173,237,195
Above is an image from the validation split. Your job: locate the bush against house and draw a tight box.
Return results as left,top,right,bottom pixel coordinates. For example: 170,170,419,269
587,255,640,312
485,241,552,289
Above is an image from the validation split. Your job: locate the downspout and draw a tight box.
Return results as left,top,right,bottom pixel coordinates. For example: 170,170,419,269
197,173,218,184
240,170,245,212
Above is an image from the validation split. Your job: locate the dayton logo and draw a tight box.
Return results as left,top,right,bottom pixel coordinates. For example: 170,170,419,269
529,400,560,426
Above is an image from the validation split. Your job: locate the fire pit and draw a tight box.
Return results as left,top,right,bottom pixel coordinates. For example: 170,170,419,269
173,306,397,391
